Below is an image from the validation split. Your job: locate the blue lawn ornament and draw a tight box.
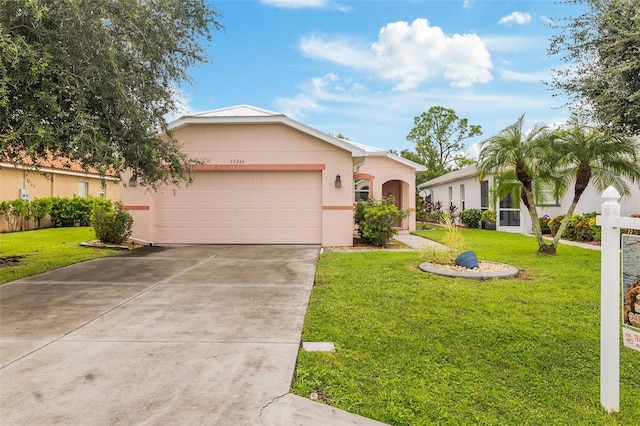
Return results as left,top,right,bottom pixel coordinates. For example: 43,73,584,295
455,251,479,269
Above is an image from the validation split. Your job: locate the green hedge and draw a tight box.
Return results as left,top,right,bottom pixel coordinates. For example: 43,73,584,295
1,196,113,231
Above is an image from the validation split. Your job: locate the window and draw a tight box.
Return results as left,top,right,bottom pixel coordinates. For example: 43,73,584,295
354,179,370,202
78,181,88,197
481,180,489,209
535,188,560,207
499,193,520,227
448,186,453,206
460,184,465,211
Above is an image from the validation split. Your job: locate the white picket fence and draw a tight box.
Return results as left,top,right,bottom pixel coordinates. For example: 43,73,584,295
596,186,640,413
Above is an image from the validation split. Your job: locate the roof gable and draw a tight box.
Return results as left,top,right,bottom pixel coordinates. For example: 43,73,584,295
340,139,427,172
418,164,480,188
169,105,365,157
193,104,281,118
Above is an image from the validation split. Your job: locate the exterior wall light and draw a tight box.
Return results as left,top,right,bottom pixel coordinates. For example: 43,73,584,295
128,175,138,188
335,174,342,188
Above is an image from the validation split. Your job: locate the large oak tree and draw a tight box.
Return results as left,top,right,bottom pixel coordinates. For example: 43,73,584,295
0,0,222,188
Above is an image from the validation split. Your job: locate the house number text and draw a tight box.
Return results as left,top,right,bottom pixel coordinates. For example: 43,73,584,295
230,159,245,164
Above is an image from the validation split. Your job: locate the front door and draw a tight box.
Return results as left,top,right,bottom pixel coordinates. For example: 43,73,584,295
382,180,403,228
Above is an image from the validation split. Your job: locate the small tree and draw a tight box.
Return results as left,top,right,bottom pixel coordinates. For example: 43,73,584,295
29,197,53,229
406,106,481,180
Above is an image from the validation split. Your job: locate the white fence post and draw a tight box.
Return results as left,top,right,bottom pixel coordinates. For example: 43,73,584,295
597,186,621,413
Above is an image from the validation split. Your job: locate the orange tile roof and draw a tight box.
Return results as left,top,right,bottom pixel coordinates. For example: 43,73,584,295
2,152,118,177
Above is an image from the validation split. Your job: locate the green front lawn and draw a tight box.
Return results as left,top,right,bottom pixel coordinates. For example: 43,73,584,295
293,229,639,425
0,227,120,284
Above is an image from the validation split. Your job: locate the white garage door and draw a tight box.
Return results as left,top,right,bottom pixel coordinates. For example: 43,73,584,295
155,171,322,244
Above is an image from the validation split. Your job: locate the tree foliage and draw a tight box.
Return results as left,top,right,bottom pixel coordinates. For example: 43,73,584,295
546,120,639,245
478,113,640,255
405,106,481,180
548,0,640,135
477,114,557,254
0,0,222,188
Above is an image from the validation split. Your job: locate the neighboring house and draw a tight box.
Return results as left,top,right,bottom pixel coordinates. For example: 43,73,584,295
1,155,120,232
121,105,426,246
0,156,120,202
419,163,640,234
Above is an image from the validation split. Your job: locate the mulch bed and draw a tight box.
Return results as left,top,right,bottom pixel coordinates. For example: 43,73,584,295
326,236,410,251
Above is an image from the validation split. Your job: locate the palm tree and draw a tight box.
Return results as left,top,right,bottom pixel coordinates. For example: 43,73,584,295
477,114,557,253
549,125,640,247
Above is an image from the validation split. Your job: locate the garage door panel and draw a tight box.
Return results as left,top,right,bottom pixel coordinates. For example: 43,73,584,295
155,171,321,244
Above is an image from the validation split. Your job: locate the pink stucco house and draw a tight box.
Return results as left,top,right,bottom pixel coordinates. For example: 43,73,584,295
121,105,426,246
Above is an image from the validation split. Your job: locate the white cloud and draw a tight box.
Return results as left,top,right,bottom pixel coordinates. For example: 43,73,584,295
300,18,493,90
463,0,473,8
499,12,532,25
300,35,377,70
275,73,369,119
500,69,550,83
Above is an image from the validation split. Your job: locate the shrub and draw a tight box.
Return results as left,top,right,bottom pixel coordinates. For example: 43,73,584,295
548,212,601,241
539,216,551,234
548,215,564,236
50,196,111,227
418,200,444,223
458,209,482,228
481,209,496,224
30,197,53,229
354,196,410,247
0,199,28,231
91,202,133,244
447,203,458,219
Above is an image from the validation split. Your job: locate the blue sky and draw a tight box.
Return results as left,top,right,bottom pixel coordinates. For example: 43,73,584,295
177,0,587,157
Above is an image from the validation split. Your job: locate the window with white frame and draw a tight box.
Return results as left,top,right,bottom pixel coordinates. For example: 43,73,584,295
499,193,520,226
78,181,88,197
448,186,453,207
354,179,370,202
460,184,465,211
535,187,560,207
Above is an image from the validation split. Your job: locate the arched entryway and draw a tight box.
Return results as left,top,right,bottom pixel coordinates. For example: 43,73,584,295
382,179,409,229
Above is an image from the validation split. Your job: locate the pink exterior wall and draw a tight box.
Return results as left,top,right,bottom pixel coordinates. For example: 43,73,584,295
122,122,356,246
357,156,419,231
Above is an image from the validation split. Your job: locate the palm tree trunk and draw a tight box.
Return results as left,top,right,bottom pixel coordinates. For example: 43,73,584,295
552,199,579,247
552,171,590,247
522,187,554,254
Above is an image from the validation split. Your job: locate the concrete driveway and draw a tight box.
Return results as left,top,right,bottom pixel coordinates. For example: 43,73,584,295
0,244,389,425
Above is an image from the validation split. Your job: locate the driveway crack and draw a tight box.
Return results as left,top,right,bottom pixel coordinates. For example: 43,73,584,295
259,393,289,425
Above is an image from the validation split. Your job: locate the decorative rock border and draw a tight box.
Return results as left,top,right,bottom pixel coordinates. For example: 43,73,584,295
419,261,519,280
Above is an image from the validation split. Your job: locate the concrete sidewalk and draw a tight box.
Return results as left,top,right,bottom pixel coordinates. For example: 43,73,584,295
0,245,386,425
393,231,448,251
